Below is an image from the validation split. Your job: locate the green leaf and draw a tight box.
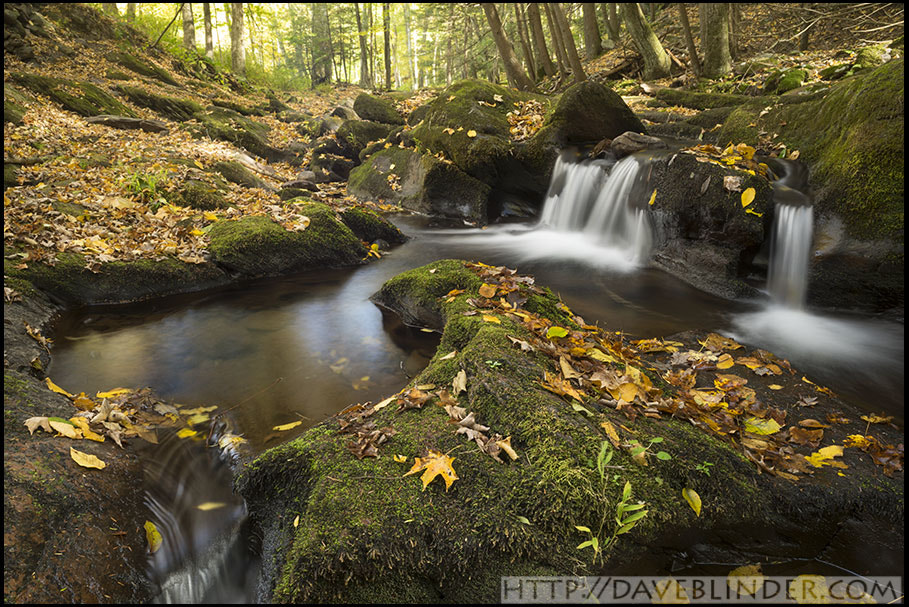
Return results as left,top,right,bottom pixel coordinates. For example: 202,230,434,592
650,437,664,443
621,510,649,525
615,522,636,535
682,487,702,517
516,515,531,525
622,503,646,512
571,402,594,416
577,540,594,550
575,525,591,533
656,451,671,461
622,480,632,500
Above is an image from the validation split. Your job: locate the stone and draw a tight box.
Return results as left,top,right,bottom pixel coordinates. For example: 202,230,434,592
85,114,169,133
353,92,404,125
610,131,668,158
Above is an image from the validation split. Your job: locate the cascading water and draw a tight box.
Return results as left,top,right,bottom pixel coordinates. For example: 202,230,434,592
767,203,814,308
539,154,653,265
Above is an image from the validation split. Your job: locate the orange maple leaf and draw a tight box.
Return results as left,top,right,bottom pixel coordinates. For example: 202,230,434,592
404,450,458,491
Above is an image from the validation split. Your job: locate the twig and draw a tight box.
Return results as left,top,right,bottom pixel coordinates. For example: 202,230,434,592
150,3,184,50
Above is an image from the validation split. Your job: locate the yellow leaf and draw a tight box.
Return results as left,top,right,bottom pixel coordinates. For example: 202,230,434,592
72,393,96,411
743,417,781,435
190,228,205,236
194,159,205,169
96,388,131,399
70,417,104,442
745,207,763,217
727,564,765,596
46,377,74,398
482,314,501,324
586,348,618,363
601,420,621,448
273,421,302,432
393,454,408,463
478,283,497,298
70,447,105,469
50,419,82,439
203,211,219,222
196,502,226,511
496,436,518,460
804,445,847,468
682,487,702,516
647,189,657,206
404,449,458,491
768,384,783,390
716,353,734,369
741,187,756,208
144,520,162,553
466,130,477,138
293,515,299,527
176,428,198,439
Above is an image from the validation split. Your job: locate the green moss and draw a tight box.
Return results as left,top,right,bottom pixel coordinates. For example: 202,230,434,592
212,160,269,190
109,51,179,85
655,88,752,109
208,203,367,276
116,85,201,121
167,181,227,210
10,73,135,118
336,120,394,157
339,207,406,245
353,93,404,125
763,68,807,94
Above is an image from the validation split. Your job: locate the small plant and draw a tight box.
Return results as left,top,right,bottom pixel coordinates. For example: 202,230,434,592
123,169,169,209
574,442,648,565
695,461,714,476
627,436,671,465
485,359,503,369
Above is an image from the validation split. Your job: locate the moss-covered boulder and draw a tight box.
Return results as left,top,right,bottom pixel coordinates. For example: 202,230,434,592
854,43,891,69
115,84,200,121
212,160,272,191
348,147,490,223
4,84,31,124
166,179,228,210
763,68,807,94
195,107,294,163
109,50,180,86
339,207,407,245
238,259,903,603
11,73,136,118
6,252,229,305
718,59,904,313
208,203,367,277
353,92,404,125
336,119,395,159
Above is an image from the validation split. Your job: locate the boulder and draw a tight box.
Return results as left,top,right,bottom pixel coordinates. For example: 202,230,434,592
85,114,169,133
610,131,668,158
331,105,359,120
348,147,490,224
353,92,404,125
11,73,136,118
213,160,273,191
339,207,407,245
116,84,201,121
336,119,395,159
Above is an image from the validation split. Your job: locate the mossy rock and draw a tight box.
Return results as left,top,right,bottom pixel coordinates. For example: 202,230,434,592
239,259,901,602
212,98,264,116
212,161,271,191
104,68,132,81
410,122,515,185
353,93,404,125
11,73,135,118
854,43,890,69
819,63,853,81
6,251,229,305
336,120,395,158
419,79,533,138
763,68,807,94
167,180,228,210
719,59,904,312
339,207,407,245
348,147,490,223
4,164,19,189
4,85,29,124
208,204,367,277
109,51,179,86
654,88,752,110
195,108,293,163
406,102,431,126
115,85,200,121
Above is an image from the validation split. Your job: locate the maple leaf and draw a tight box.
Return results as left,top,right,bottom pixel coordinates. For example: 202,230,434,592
404,450,458,491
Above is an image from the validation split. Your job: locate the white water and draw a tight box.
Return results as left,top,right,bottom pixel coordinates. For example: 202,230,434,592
434,154,653,272
767,203,814,308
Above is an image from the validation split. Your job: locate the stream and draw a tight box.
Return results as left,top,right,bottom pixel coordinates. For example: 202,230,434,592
47,162,904,601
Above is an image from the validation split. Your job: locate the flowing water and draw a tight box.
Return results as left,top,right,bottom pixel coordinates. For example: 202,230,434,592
47,154,904,601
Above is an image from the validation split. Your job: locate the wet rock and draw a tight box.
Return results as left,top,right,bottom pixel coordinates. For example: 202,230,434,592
610,131,668,158
339,207,407,245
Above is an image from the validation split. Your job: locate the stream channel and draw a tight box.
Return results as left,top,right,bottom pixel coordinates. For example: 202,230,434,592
47,157,904,602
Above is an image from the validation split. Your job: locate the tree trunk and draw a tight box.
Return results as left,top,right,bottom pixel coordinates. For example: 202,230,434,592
544,2,570,79
126,3,136,22
403,3,416,89
699,3,731,78
481,3,535,91
620,3,671,80
728,2,738,59
798,3,810,51
368,3,376,89
675,3,700,77
102,3,119,18
527,3,555,78
182,3,196,52
446,4,454,84
605,3,621,43
553,3,586,82
202,3,214,58
514,4,536,81
582,3,603,59
312,2,332,86
383,3,391,91
355,4,371,88
229,3,245,77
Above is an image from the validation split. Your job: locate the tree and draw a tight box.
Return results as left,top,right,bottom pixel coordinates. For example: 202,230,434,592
383,3,391,90
513,4,536,81
312,2,332,85
182,3,196,52
126,3,136,22
544,2,569,79
102,3,119,18
527,3,555,78
699,3,731,78
355,3,371,88
602,3,621,44
582,3,603,59
676,3,701,77
620,3,671,79
230,2,245,77
203,3,214,58
552,3,586,82
482,3,535,91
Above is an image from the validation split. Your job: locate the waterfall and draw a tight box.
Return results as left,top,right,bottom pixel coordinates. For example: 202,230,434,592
539,154,652,264
767,203,814,308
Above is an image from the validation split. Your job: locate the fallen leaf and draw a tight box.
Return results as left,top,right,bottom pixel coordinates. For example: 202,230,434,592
727,564,765,596
466,130,477,138
743,417,781,435
45,377,74,398
682,487,701,516
741,188,756,207
452,369,467,395
70,447,105,469
144,521,162,553
196,502,226,511
273,421,303,432
647,189,657,206
546,326,569,339
404,450,458,491
50,419,82,439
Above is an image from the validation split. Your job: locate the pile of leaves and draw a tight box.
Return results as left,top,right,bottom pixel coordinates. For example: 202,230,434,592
506,99,546,142
680,142,773,178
